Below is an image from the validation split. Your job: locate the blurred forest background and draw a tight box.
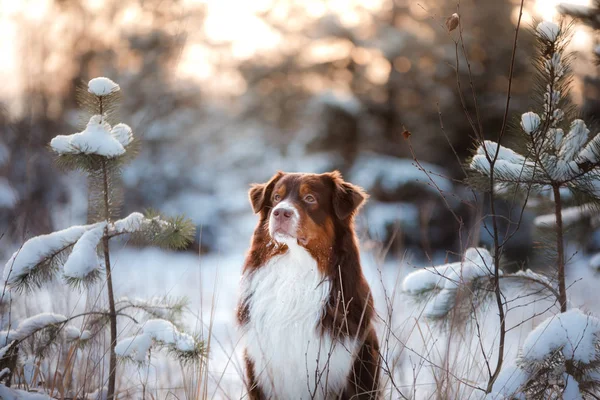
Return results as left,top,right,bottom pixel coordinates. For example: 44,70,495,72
0,0,598,266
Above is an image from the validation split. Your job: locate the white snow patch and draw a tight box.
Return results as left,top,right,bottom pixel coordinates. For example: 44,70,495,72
522,308,600,363
80,330,92,340
537,21,560,41
64,325,81,341
590,253,600,270
559,119,589,162
50,115,125,158
88,77,120,96
0,385,55,400
403,247,496,318
63,222,106,279
116,319,196,362
563,374,582,400
0,177,18,208
0,313,68,345
350,152,453,195
3,225,92,285
534,204,595,227
84,387,107,400
577,132,600,164
112,212,145,233
315,90,361,115
486,362,527,399
521,112,541,134
0,341,13,359
111,123,133,147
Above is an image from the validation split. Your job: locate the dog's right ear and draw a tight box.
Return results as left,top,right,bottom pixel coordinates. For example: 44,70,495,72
249,171,284,214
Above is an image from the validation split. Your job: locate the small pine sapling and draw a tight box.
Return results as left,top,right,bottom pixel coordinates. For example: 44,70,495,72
403,21,600,398
0,78,200,399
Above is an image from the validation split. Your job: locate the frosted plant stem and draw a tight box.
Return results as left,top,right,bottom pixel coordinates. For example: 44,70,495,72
101,157,118,400
553,184,567,313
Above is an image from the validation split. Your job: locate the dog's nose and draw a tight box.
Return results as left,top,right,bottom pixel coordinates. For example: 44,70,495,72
273,208,293,220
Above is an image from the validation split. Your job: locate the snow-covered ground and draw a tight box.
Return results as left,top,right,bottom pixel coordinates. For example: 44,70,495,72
3,169,600,399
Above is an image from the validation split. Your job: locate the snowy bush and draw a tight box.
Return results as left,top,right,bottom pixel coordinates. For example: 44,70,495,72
0,78,200,399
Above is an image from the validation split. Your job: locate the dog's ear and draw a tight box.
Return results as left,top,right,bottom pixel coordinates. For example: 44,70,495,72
249,171,285,214
328,171,368,220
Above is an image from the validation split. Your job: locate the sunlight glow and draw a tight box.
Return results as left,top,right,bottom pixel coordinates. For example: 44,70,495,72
534,0,591,21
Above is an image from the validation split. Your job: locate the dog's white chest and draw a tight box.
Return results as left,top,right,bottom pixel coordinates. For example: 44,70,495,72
240,244,355,399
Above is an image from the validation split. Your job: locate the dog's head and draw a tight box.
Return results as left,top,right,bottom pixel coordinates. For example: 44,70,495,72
248,171,367,250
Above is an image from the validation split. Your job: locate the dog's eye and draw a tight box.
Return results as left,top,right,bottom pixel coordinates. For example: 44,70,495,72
273,194,281,202
304,194,316,203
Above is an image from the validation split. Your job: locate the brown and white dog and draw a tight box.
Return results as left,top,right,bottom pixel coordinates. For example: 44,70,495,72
237,171,380,399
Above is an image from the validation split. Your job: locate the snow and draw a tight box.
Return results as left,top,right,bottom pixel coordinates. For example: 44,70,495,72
590,253,600,270
115,334,152,362
534,204,595,227
64,325,81,341
0,385,55,400
118,296,177,319
3,225,92,286
577,132,600,164
349,152,453,196
537,21,560,41
112,212,145,233
402,248,496,318
0,177,18,208
521,308,600,363
314,90,361,115
521,111,540,134
486,363,527,400
50,115,125,158
87,77,120,96
84,387,107,400
559,119,589,162
0,341,13,359
110,123,133,146
562,374,582,400
363,201,419,240
116,319,197,362
0,313,68,345
470,141,536,183
402,262,458,295
63,222,106,279
476,141,525,164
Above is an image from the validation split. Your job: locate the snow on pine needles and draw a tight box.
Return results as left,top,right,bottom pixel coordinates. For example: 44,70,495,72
402,247,496,319
0,77,199,399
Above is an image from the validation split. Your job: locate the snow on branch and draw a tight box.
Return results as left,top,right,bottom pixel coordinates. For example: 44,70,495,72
0,313,67,346
115,319,203,364
537,21,560,42
88,77,120,97
521,308,600,364
50,115,126,158
116,296,188,323
3,225,95,291
122,211,196,249
402,247,496,319
112,212,146,233
63,222,106,284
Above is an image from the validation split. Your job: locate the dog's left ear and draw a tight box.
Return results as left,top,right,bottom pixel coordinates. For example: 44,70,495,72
329,171,368,220
249,171,284,214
